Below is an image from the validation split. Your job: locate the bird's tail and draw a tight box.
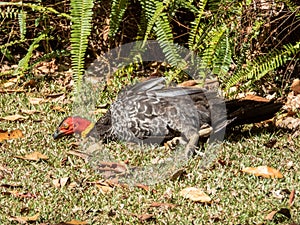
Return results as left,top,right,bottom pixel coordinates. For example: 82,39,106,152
225,96,284,127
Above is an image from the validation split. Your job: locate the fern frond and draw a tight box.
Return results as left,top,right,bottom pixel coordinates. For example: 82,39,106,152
212,29,232,77
18,10,26,40
108,0,129,38
188,0,208,51
225,41,300,90
70,0,94,92
141,0,166,46
13,33,47,76
154,13,183,67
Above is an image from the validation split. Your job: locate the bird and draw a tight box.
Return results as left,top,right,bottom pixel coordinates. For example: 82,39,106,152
53,77,283,157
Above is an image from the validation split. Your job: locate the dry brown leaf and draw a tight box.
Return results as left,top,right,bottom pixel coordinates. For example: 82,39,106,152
51,105,66,112
89,108,108,115
0,129,23,142
291,78,300,94
3,78,18,88
276,116,300,130
177,80,198,87
136,213,155,221
46,93,64,98
0,88,25,93
135,183,150,191
67,150,89,161
289,189,295,207
179,187,212,203
9,213,40,223
97,184,113,194
0,114,27,121
170,168,186,181
150,202,176,209
20,109,41,115
64,219,88,225
242,166,283,178
265,208,291,221
242,95,270,102
2,190,36,198
52,177,70,188
96,161,128,174
88,180,114,194
28,97,47,105
3,81,15,88
15,151,49,161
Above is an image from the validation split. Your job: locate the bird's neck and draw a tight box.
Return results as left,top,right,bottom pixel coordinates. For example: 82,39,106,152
81,122,95,138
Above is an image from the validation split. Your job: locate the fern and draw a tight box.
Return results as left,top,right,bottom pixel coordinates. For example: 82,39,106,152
141,0,166,46
70,0,94,92
225,41,300,91
13,33,48,76
188,0,208,51
108,0,129,39
18,10,26,40
212,29,232,77
199,24,227,72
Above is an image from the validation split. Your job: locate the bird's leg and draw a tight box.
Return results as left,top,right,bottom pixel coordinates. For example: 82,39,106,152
184,133,200,158
185,124,213,158
198,123,213,138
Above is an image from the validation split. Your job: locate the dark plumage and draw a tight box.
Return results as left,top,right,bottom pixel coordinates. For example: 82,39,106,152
54,77,283,157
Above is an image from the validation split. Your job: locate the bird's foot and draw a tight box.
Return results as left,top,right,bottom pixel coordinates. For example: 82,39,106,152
164,137,187,150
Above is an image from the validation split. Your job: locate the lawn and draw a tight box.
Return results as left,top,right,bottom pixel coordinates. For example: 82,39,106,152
0,78,299,224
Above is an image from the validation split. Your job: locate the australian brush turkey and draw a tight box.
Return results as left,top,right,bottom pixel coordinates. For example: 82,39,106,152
53,77,283,157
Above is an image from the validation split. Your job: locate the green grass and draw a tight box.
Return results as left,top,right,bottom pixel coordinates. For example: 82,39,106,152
0,80,299,224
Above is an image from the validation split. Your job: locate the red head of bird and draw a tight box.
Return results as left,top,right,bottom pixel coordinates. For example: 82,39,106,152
53,116,94,139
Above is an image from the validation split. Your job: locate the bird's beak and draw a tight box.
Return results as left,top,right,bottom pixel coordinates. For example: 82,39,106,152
53,130,65,139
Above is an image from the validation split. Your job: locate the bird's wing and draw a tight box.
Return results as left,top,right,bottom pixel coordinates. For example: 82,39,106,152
148,87,210,98
127,77,166,93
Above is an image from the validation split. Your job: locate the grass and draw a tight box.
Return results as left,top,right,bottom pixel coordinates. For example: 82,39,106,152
0,78,299,224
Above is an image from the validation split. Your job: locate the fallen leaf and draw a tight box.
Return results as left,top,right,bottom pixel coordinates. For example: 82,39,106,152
23,79,36,88
87,180,114,194
97,184,113,194
242,95,270,102
28,97,46,105
0,129,23,142
136,213,155,221
3,81,15,88
179,187,212,203
89,108,107,115
46,93,64,98
2,190,36,198
67,150,89,161
242,166,283,178
1,183,21,188
9,213,40,223
64,219,88,225
289,189,295,207
20,109,41,115
3,77,18,88
170,168,186,181
135,183,150,191
291,78,300,94
0,88,25,93
150,202,176,209
177,80,198,87
51,105,66,112
52,177,70,188
265,208,291,221
0,114,27,121
96,161,128,174
15,151,49,161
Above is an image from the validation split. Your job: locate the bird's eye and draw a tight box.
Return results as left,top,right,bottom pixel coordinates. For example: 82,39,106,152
62,123,69,129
